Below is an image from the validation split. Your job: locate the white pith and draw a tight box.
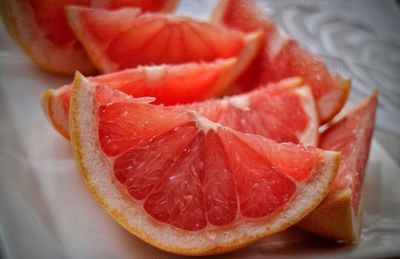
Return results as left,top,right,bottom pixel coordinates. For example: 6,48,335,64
71,74,339,254
224,95,251,111
142,65,167,87
192,112,220,133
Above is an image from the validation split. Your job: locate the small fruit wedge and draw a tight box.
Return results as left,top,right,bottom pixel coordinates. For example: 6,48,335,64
66,5,263,86
212,0,351,124
69,72,339,255
41,59,236,138
0,0,179,75
298,91,378,242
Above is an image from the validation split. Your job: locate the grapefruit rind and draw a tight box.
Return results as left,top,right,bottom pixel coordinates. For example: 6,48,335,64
297,189,357,242
70,72,340,255
0,0,96,75
41,87,70,139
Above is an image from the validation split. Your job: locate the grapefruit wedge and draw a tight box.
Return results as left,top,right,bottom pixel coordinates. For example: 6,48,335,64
0,0,179,74
212,0,351,124
41,59,236,138
298,92,378,241
65,5,263,85
42,72,318,146
69,72,340,255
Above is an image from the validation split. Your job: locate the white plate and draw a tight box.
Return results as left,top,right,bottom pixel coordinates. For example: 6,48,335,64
1,1,400,258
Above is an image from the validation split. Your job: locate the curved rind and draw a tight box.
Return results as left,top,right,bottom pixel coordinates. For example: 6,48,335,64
40,88,70,139
70,72,340,256
297,189,358,242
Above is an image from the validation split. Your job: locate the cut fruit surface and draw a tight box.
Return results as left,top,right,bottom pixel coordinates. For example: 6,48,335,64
69,72,339,255
66,6,263,85
212,0,350,124
0,0,179,74
298,92,378,242
41,59,236,138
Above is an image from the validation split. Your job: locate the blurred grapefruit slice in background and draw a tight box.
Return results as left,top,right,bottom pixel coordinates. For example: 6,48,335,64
65,5,263,84
0,0,179,74
212,0,351,124
298,91,378,241
41,59,236,138
69,72,340,255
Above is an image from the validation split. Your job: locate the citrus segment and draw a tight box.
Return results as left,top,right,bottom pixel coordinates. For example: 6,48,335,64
65,5,263,85
212,0,351,124
69,72,340,255
298,92,378,241
41,59,236,138
0,0,179,74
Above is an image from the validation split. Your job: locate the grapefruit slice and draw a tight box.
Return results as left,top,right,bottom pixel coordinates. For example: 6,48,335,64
0,0,179,74
298,92,378,242
212,0,351,124
42,72,318,146
41,59,236,138
65,6,263,86
69,72,339,255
